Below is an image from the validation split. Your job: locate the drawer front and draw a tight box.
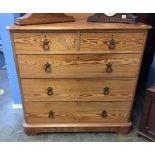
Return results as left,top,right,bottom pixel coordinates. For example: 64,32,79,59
21,79,136,102
13,33,79,54
80,32,145,52
17,54,140,78
24,101,131,124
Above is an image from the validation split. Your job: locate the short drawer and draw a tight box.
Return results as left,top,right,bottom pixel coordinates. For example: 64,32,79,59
17,54,140,78
21,78,136,102
24,101,131,124
80,32,145,52
13,32,79,54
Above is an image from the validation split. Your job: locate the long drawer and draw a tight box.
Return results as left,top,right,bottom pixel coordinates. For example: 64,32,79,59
24,101,131,124
17,54,140,78
80,32,145,52
21,78,136,102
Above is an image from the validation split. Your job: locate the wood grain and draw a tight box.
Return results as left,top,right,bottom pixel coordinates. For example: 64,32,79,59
13,31,146,54
80,32,145,52
21,78,136,102
24,101,131,124
24,121,132,135
13,32,79,53
17,54,141,78
14,13,75,25
8,20,151,31
8,19,150,134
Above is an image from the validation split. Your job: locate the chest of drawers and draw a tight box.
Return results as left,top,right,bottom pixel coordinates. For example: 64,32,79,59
8,21,151,135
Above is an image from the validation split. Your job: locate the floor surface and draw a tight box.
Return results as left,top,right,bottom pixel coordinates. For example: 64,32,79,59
0,68,149,142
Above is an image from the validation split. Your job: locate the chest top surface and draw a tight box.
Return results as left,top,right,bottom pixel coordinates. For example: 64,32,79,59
8,20,151,31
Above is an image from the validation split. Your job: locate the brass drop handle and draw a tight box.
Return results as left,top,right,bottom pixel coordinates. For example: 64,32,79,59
108,35,116,49
106,62,112,73
101,110,107,118
103,87,109,95
48,110,54,118
44,62,51,72
47,86,53,96
42,36,49,51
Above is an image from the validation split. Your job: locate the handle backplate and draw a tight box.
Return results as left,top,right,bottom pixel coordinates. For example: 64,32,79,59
103,87,109,95
44,62,52,72
101,110,107,118
106,62,112,73
48,110,54,118
42,36,49,51
108,35,116,49
47,86,53,96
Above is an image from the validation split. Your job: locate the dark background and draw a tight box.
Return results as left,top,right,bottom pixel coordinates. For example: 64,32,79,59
135,14,155,85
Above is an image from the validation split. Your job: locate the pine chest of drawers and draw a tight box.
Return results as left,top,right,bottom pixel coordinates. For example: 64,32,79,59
8,20,151,135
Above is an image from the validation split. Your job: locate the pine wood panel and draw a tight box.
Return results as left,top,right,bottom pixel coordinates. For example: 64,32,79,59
24,122,132,134
17,54,141,78
21,78,136,102
8,19,150,134
24,101,131,124
13,32,79,53
80,32,145,52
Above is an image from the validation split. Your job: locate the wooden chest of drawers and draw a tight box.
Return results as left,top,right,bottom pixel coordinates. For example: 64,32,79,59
8,21,151,135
